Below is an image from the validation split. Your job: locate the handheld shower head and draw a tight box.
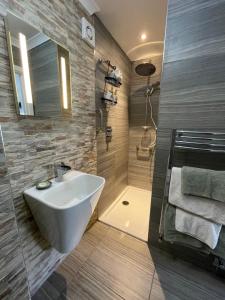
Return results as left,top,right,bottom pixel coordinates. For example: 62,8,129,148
149,81,160,95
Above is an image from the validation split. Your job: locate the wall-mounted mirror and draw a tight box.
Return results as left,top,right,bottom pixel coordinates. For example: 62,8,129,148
5,12,72,117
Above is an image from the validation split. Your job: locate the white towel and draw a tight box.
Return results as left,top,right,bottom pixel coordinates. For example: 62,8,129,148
175,208,221,249
169,167,225,225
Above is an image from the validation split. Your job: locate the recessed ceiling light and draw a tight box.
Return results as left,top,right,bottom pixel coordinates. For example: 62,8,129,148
141,33,147,41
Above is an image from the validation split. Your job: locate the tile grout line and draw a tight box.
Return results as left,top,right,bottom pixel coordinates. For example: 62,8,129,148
148,267,156,300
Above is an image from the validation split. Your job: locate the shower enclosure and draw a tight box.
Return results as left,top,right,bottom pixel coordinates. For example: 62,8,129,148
135,62,159,161
97,55,162,241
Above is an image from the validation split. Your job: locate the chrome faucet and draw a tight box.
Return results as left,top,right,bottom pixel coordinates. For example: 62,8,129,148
54,162,71,182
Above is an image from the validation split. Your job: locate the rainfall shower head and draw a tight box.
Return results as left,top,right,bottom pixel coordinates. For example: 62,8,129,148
135,62,156,77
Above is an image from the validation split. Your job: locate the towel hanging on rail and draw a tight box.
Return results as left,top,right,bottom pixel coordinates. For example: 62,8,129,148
175,208,222,249
163,204,210,253
181,166,225,203
169,167,225,225
163,204,225,259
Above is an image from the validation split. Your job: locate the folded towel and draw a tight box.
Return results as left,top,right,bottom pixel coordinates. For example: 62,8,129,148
169,167,225,225
175,208,221,249
163,204,210,253
182,166,225,203
181,167,211,198
163,204,225,259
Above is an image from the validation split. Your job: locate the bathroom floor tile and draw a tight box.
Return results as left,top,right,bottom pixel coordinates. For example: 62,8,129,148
82,243,152,299
62,269,123,300
32,288,51,300
149,277,182,300
36,276,62,300
149,247,225,299
101,227,154,275
85,220,111,246
151,265,225,300
56,221,109,284
33,222,225,300
107,225,152,258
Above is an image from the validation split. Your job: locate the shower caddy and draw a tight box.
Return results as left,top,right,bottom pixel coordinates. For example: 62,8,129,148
100,59,121,106
98,59,122,150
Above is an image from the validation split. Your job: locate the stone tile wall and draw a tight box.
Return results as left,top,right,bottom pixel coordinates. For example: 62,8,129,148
0,126,30,299
0,0,96,295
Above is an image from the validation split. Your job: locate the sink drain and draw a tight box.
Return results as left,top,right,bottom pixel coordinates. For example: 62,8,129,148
122,200,129,206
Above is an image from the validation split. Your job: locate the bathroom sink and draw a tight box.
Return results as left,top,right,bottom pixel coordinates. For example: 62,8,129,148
24,171,105,253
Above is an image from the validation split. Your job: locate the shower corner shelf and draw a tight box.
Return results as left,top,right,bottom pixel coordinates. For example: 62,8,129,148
105,76,122,88
99,58,122,107
101,97,117,106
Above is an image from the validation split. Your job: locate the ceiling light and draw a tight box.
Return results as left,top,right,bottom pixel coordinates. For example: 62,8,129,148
141,33,147,41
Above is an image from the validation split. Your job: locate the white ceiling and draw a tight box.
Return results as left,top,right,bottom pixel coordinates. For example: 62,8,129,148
95,0,167,61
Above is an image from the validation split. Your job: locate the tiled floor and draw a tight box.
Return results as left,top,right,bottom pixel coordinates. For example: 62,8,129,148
33,222,225,300
99,186,151,241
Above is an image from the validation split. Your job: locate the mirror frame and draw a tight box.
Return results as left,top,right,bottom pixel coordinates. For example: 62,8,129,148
4,11,72,117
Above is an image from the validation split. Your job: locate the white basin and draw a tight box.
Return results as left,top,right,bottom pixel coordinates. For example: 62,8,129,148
24,171,105,253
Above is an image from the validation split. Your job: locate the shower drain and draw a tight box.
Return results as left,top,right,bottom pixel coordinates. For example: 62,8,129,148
122,200,129,206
